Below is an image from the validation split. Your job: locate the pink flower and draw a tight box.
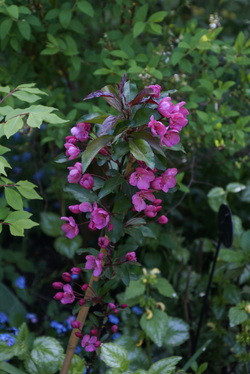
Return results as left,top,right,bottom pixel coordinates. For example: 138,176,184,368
157,215,169,224
148,84,162,98
67,162,82,184
81,334,100,352
61,216,79,239
68,204,81,214
89,203,110,230
152,168,177,193
111,325,118,333
160,130,180,147
158,97,176,118
132,190,156,212
79,202,93,213
71,267,81,275
71,321,81,329
108,303,116,310
71,122,90,142
53,292,63,300
85,253,104,277
98,236,110,248
144,205,162,217
126,252,137,262
129,168,155,190
169,112,188,131
62,272,72,282
52,282,64,289
79,174,94,190
61,284,75,304
65,135,77,144
148,115,166,137
64,143,80,160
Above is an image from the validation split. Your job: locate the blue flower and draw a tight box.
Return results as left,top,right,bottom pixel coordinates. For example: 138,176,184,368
112,333,121,341
26,313,38,323
22,152,32,162
50,321,67,334
14,276,26,289
12,155,20,162
108,315,120,324
132,306,143,315
0,313,8,324
65,316,75,330
0,333,15,346
75,346,82,354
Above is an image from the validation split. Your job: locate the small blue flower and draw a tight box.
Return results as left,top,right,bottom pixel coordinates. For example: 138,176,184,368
0,313,8,324
14,276,26,289
0,333,15,346
65,316,75,330
33,170,44,181
9,327,18,336
75,345,82,354
13,133,21,141
72,274,79,280
50,321,67,334
22,152,32,162
13,167,22,174
12,155,20,162
112,333,121,341
26,313,38,323
108,315,120,324
132,306,143,315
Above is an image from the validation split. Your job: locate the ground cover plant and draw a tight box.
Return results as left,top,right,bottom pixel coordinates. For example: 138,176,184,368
0,0,250,373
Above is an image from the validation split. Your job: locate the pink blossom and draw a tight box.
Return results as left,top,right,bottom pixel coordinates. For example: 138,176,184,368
89,203,110,230
144,205,162,217
126,252,137,262
81,284,88,291
79,174,94,190
71,122,90,142
67,162,82,184
85,253,104,277
169,112,188,131
81,335,99,352
157,215,169,224
68,204,81,214
148,115,166,137
53,292,63,300
160,130,180,147
52,282,64,289
90,329,98,336
98,236,110,248
132,190,156,212
61,216,79,239
108,303,116,310
64,143,80,160
158,97,176,118
71,321,81,329
79,202,93,213
65,135,77,144
62,272,72,282
153,198,162,205
71,267,81,275
111,325,118,333
129,168,155,190
152,168,177,193
148,84,162,98
61,284,75,304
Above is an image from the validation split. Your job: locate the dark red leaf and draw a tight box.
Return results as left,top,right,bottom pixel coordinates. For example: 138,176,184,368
83,90,116,101
128,88,155,106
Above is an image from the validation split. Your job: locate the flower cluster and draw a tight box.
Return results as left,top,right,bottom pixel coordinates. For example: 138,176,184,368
64,122,90,160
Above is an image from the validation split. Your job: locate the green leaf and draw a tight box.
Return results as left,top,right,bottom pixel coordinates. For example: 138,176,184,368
64,184,96,203
0,156,11,176
133,21,146,38
6,5,19,19
219,249,246,263
16,180,42,200
229,306,248,327
81,135,113,173
4,210,38,236
12,90,40,103
153,277,177,298
140,309,169,347
17,20,31,40
148,356,182,374
129,138,155,169
0,18,13,39
101,343,129,370
59,9,72,28
148,11,168,23
226,183,246,193
241,230,250,253
171,51,184,66
25,337,64,374
0,341,18,361
165,317,189,346
3,116,23,138
26,112,43,128
207,187,227,212
40,212,62,237
124,279,145,300
77,1,94,17
0,282,27,320
54,236,82,259
98,175,124,199
4,187,23,210
0,362,26,374
134,4,148,22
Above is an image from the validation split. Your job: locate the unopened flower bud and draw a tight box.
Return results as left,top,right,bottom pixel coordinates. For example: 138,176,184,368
75,332,83,338
71,267,82,275
157,215,168,224
90,329,98,336
81,284,89,291
113,309,119,314
52,282,64,289
120,304,128,309
79,299,85,306
94,341,101,348
71,321,82,329
53,292,63,300
108,303,116,310
111,325,118,333
62,272,72,282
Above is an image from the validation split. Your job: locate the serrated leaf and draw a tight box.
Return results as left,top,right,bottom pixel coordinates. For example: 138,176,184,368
165,317,189,346
12,90,40,103
153,277,177,298
140,309,169,347
16,180,42,200
101,343,129,370
4,187,23,210
77,1,94,17
4,116,23,138
148,356,182,374
129,138,155,169
0,156,11,176
124,280,145,300
40,212,62,237
81,135,113,173
54,236,82,259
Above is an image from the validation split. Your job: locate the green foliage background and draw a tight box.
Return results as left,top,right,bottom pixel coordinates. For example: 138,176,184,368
0,0,250,373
